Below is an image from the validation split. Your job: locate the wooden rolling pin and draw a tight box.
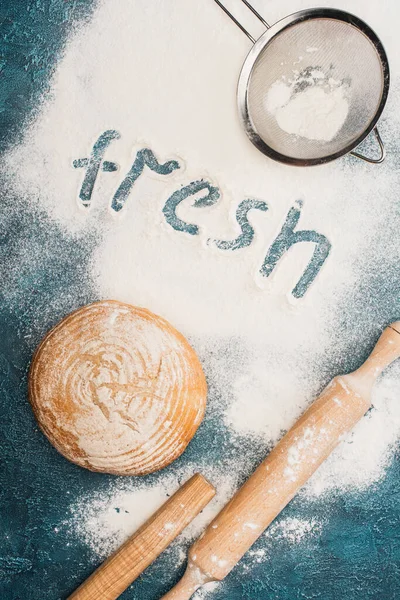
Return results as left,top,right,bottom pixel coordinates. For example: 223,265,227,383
162,322,400,599
69,473,215,600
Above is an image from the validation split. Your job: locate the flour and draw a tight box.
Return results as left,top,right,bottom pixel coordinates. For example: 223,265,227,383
305,363,400,495
192,582,220,600
228,360,400,495
69,463,322,567
70,465,239,560
266,72,349,141
1,0,400,573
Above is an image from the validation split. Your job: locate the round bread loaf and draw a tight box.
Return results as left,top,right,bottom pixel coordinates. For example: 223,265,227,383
29,300,207,475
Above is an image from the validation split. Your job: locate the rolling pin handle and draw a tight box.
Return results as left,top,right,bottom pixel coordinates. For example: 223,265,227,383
347,322,400,397
160,562,212,600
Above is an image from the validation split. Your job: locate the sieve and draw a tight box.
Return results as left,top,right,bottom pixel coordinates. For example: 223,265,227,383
215,0,390,166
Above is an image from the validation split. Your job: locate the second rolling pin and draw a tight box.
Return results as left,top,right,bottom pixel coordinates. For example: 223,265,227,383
69,473,215,600
162,322,400,599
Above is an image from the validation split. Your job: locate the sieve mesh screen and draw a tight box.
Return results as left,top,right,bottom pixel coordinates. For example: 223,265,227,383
247,18,384,161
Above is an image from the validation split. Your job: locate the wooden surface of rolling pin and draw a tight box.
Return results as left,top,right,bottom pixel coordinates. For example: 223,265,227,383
69,473,215,600
162,322,400,599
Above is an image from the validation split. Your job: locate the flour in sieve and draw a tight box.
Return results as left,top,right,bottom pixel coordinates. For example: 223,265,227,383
266,70,349,141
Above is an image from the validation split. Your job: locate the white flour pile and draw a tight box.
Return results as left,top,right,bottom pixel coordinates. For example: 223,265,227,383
2,0,400,567
266,72,349,141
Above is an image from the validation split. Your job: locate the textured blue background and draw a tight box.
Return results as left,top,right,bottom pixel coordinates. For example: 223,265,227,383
0,1,399,599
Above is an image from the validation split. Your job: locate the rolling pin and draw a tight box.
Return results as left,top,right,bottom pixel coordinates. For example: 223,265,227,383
161,322,400,599
69,473,215,600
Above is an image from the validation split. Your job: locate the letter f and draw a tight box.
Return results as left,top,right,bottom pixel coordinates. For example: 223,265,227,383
73,130,120,207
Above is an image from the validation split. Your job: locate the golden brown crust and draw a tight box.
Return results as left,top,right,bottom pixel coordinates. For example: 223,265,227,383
28,300,207,475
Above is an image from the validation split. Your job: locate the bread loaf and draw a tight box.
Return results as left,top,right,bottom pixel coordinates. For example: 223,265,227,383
29,300,207,475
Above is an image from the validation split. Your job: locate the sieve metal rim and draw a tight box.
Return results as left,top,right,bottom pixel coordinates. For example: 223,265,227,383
237,8,390,166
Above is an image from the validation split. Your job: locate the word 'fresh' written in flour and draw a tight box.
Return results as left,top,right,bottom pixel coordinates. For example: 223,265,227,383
73,131,331,298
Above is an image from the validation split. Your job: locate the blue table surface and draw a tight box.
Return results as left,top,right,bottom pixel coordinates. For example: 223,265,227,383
0,2,399,599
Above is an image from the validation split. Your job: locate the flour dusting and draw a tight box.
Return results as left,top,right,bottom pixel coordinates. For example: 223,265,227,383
192,582,220,599
265,516,323,543
70,466,239,560
1,0,400,574
228,359,400,495
69,464,323,569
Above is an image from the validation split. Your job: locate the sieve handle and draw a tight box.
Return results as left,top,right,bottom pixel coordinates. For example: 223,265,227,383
213,0,270,44
350,127,386,164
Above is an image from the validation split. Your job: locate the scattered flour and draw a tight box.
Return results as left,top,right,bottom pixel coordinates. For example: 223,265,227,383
240,517,323,572
266,72,349,141
72,485,171,559
305,364,400,495
265,516,323,544
1,0,400,572
69,463,323,570
228,358,400,495
70,466,239,561
192,582,221,599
